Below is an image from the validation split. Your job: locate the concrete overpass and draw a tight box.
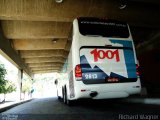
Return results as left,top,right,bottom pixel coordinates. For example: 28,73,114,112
0,0,159,79
0,1,160,117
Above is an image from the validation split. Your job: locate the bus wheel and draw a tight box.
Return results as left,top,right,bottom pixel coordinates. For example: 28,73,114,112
63,87,69,104
58,96,61,100
66,99,73,106
63,88,67,104
62,88,65,102
65,88,74,106
57,90,61,100
65,89,69,105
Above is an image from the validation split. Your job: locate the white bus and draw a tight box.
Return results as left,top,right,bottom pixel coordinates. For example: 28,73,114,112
55,17,141,105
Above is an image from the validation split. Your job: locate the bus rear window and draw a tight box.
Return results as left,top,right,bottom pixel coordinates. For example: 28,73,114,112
78,17,129,38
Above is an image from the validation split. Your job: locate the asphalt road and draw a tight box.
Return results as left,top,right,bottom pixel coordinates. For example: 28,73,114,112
0,97,160,120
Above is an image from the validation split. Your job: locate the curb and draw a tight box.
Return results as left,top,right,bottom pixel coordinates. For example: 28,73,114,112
0,99,33,113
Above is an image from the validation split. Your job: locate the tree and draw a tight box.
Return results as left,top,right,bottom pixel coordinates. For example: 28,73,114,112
2,80,16,102
0,64,7,94
0,64,16,102
22,78,32,99
22,80,31,93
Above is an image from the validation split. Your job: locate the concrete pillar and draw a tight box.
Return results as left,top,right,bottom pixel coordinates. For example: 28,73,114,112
17,69,23,100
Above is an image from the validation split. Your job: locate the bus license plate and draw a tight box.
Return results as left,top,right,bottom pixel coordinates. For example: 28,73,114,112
84,73,98,79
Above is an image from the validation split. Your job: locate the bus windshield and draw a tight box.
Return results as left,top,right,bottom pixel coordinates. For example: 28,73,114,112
78,17,129,38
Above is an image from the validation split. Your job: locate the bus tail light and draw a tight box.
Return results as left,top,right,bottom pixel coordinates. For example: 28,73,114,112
75,64,82,79
136,64,140,76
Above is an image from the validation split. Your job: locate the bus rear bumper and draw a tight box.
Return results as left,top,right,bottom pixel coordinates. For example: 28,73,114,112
70,81,141,100
72,90,140,100
92,91,129,99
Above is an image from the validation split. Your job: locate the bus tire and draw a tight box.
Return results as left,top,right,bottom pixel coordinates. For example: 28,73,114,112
62,87,65,102
65,87,74,106
63,87,67,104
67,99,74,106
56,90,61,100
58,96,61,100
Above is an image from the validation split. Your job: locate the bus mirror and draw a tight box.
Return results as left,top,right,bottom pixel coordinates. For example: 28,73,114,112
55,79,58,85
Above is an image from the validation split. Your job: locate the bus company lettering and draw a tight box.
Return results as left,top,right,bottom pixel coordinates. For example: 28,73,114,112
90,49,120,62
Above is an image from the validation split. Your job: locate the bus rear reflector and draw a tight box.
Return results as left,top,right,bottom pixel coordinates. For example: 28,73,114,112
81,89,86,92
75,64,82,78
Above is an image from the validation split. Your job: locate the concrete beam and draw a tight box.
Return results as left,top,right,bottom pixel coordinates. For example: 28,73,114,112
0,0,159,28
1,20,71,39
0,24,32,77
33,70,59,74
20,50,68,58
24,57,65,63
13,39,67,50
28,63,63,68
0,0,98,21
31,67,61,71
65,41,72,51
